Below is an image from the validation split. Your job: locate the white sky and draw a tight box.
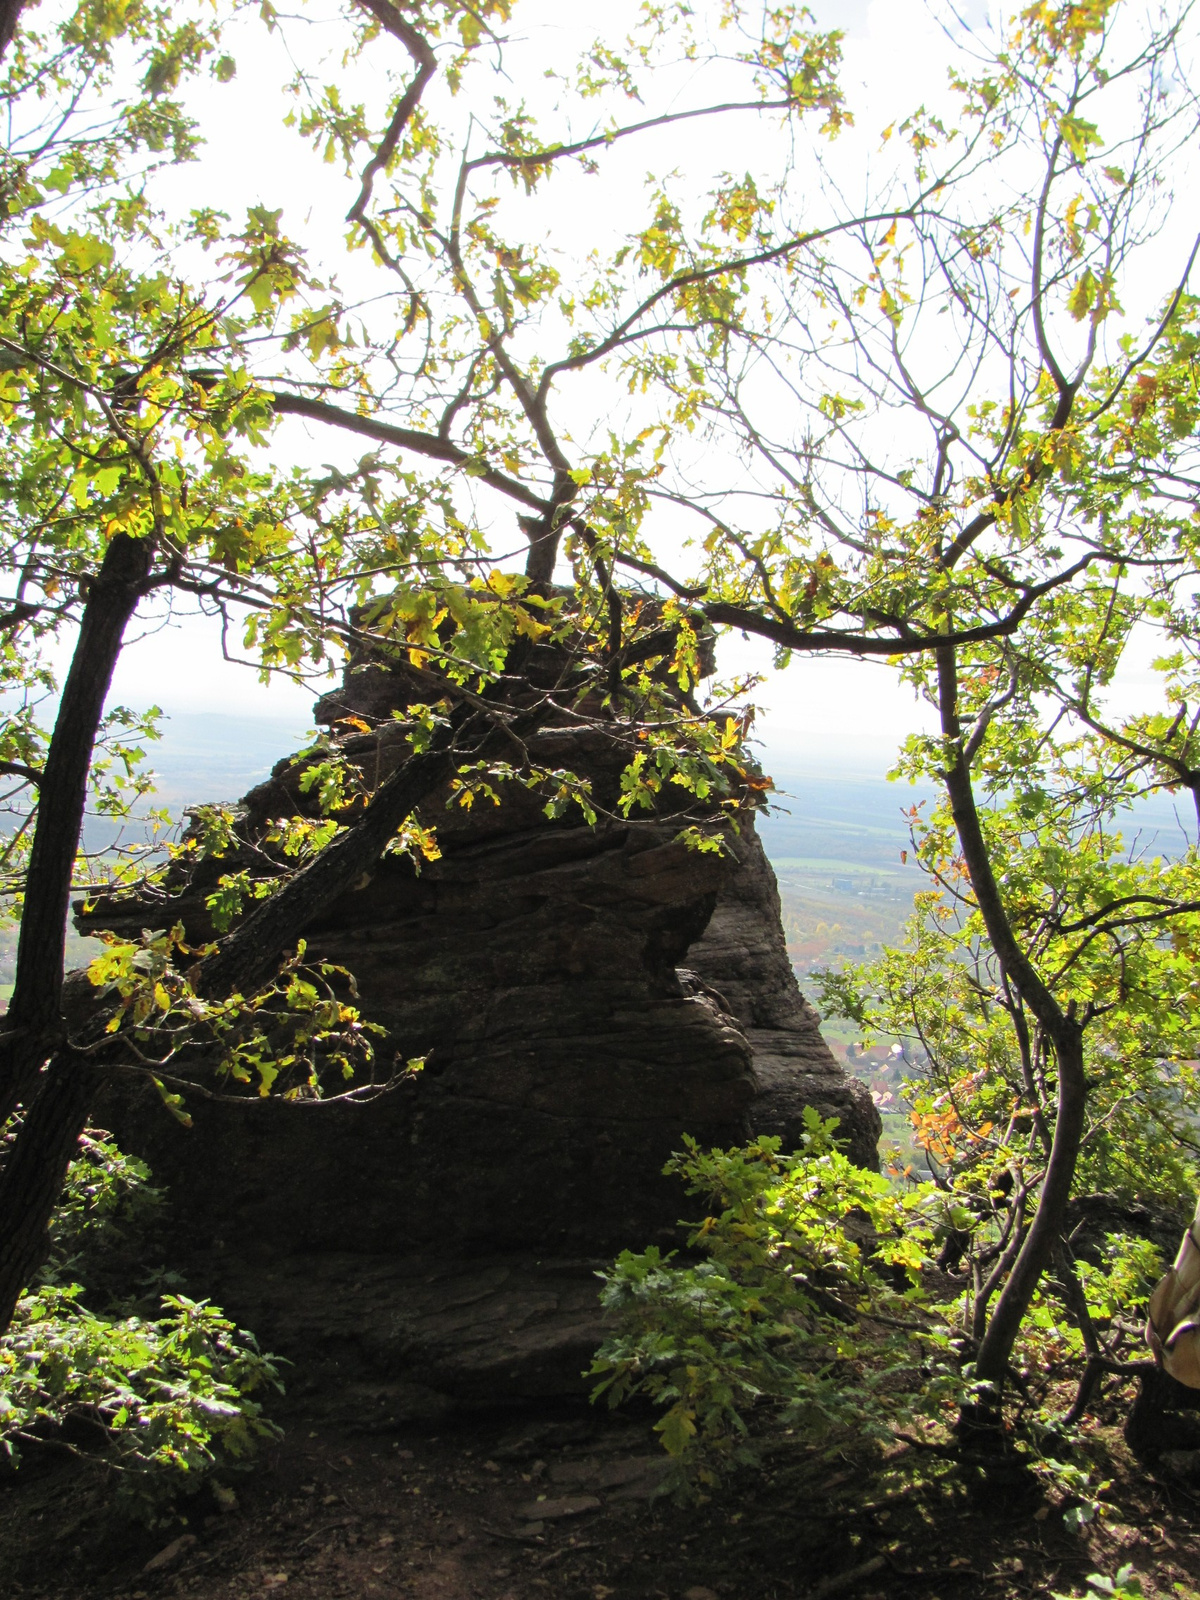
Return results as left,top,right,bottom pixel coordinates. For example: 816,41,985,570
99,0,1189,779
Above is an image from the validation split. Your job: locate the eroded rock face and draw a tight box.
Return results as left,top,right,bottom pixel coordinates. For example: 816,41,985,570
173,1249,610,1413
687,824,880,1170
90,656,877,1269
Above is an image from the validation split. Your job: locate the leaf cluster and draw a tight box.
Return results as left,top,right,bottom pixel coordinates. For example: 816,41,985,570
591,1110,963,1485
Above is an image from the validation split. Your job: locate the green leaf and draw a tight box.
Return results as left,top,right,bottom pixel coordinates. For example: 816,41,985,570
1059,115,1100,161
1068,268,1096,320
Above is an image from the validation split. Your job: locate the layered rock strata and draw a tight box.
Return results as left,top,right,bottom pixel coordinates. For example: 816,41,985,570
88,651,878,1271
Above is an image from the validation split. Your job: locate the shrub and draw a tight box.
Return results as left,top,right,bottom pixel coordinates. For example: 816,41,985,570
1,1287,281,1504
0,1124,282,1514
593,1111,1172,1491
590,1109,963,1483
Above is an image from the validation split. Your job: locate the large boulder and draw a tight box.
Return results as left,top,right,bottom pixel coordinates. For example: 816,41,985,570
87,648,878,1272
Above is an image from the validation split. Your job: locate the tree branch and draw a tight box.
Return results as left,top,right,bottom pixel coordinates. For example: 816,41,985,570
0,760,41,787
264,391,549,512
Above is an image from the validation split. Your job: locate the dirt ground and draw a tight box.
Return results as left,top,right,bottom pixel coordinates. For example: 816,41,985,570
4,1383,1200,1600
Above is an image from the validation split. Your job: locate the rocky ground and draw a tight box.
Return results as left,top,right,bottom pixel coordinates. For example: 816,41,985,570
5,1380,1200,1600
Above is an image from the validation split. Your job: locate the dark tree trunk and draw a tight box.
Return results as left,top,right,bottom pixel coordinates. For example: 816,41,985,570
969,1025,1086,1412
0,533,154,1336
190,704,553,1000
0,532,155,1125
934,644,1087,1435
0,0,24,60
191,740,461,1000
0,1055,100,1331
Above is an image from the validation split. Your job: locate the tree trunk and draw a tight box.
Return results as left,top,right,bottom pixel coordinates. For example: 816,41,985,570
934,643,1087,1436
0,533,154,1339
0,532,155,1125
190,704,555,1000
0,0,25,60
191,738,462,1000
0,1055,100,1332
968,1025,1086,1414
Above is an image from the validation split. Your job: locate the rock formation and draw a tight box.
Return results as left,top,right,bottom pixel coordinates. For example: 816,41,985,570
85,635,877,1396
686,827,879,1167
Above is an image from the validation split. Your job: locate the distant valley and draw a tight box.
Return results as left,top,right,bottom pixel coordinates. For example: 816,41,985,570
6,713,1194,1075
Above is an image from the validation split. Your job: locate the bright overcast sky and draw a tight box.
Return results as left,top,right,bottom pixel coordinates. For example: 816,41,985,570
101,0,1186,776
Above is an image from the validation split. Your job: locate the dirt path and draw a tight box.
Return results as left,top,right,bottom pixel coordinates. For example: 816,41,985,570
5,1396,1200,1600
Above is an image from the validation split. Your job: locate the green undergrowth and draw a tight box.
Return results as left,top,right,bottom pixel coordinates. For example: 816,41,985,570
0,1127,282,1519
591,1113,1165,1511
590,1110,965,1484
